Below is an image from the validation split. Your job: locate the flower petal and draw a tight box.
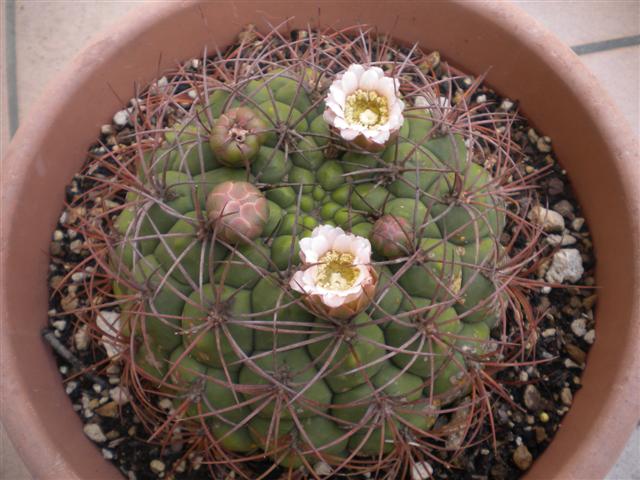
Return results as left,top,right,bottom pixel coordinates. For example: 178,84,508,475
322,293,348,308
340,128,360,141
329,83,346,106
333,116,351,130
326,98,344,117
378,76,397,100
347,64,365,79
289,270,306,293
359,68,381,91
370,128,391,144
341,70,358,94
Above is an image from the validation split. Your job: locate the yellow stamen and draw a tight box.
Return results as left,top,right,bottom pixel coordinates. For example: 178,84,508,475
315,250,359,290
344,89,389,127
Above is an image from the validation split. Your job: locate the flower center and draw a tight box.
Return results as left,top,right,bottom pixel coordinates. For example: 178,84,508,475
344,89,389,128
315,250,359,290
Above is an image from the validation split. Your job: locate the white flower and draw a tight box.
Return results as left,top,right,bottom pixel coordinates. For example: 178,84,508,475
323,64,405,150
289,225,378,319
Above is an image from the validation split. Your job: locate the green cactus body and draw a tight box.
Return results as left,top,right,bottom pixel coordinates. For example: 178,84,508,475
111,58,509,470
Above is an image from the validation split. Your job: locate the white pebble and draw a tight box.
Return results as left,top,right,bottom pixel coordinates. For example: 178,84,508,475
500,99,514,111
314,461,333,476
564,358,582,369
100,124,114,135
102,449,114,460
52,320,67,331
96,311,122,359
83,423,107,443
476,94,487,103
545,249,584,284
571,318,587,337
112,109,129,127
158,398,173,411
188,89,198,99
74,325,90,351
150,459,165,474
411,461,434,480
584,329,596,344
65,381,78,395
109,386,130,405
541,286,552,294
71,272,85,282
546,233,576,247
541,328,556,338
572,217,585,231
560,387,573,406
69,239,83,254
53,230,64,241
537,136,552,152
529,205,565,233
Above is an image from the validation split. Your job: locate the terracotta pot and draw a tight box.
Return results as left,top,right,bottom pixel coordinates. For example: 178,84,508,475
1,2,638,479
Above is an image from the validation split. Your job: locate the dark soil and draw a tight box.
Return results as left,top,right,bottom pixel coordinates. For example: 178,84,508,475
44,28,595,480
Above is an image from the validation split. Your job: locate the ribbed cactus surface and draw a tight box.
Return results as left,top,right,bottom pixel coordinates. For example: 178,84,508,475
108,29,517,476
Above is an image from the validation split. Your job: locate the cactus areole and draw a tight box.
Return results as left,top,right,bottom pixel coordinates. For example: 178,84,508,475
101,27,543,478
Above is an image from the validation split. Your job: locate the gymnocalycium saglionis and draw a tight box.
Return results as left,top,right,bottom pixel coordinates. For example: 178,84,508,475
71,25,549,479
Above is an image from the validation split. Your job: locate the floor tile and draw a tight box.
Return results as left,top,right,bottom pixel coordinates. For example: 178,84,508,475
513,0,640,47
606,426,640,480
14,0,138,119
579,45,640,135
0,424,31,480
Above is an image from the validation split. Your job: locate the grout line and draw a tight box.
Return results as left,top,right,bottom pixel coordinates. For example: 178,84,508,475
4,0,18,137
572,34,640,56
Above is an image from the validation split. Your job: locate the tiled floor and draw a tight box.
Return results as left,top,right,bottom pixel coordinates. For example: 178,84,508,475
1,1,638,479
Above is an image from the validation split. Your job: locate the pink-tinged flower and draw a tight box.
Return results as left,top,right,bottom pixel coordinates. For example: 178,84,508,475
323,64,405,152
289,225,378,319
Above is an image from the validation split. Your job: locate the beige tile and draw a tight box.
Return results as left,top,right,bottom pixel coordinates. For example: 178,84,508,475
1,1,15,153
606,426,640,480
580,45,640,135
14,0,139,120
513,0,640,46
0,423,31,480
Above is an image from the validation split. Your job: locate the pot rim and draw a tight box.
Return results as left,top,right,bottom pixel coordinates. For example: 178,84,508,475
1,1,638,479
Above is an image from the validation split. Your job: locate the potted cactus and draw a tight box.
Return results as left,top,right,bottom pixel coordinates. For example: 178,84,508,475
37,24,594,479
1,2,638,480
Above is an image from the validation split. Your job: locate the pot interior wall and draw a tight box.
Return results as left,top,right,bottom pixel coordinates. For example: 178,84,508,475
2,2,638,479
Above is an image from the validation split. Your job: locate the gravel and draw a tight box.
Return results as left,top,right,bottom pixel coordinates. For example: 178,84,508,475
512,444,533,471
83,423,107,443
571,318,588,337
528,205,565,232
44,30,597,480
545,248,585,284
